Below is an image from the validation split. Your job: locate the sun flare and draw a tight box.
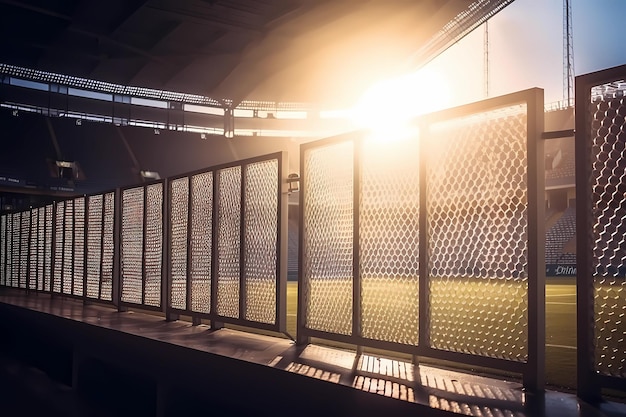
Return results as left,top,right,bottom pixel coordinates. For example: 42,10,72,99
351,69,451,143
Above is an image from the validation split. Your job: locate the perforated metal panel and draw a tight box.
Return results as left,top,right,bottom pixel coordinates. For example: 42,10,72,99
170,177,189,310
587,87,626,378
44,204,52,292
53,204,63,292
0,215,5,286
360,138,420,345
6,214,13,287
62,200,74,295
216,166,241,319
144,183,163,307
302,141,354,335
36,208,45,291
101,192,114,301
300,91,542,388
244,159,278,324
29,209,38,290
121,187,144,304
86,195,103,299
427,105,529,362
19,211,29,289
189,172,212,313
73,198,85,296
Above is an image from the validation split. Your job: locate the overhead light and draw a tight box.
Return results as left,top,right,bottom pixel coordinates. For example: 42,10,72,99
55,160,76,180
140,170,160,180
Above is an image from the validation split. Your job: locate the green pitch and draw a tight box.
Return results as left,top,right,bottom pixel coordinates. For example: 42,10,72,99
286,277,580,389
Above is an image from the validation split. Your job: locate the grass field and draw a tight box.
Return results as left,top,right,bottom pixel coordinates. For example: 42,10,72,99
285,277,581,390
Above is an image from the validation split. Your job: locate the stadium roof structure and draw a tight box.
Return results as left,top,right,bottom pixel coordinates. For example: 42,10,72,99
0,0,515,108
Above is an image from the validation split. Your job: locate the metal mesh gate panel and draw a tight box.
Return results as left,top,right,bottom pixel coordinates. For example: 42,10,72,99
73,197,85,297
243,159,279,324
44,204,53,292
302,140,354,336
121,186,146,305
427,105,529,362
121,182,164,309
29,209,38,290
0,215,5,286
19,211,28,289
86,194,103,299
166,153,286,331
101,193,114,301
170,177,189,311
576,65,626,398
360,139,420,345
300,90,544,389
216,166,241,319
85,192,115,302
190,172,213,313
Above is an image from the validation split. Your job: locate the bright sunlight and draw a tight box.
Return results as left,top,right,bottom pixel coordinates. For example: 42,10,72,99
350,69,451,143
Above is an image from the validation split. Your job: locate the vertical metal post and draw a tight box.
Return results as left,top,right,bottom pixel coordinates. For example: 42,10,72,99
296,146,310,346
525,88,546,392
352,138,362,340
418,121,431,353
575,74,601,402
210,170,223,329
239,165,247,322
276,152,288,333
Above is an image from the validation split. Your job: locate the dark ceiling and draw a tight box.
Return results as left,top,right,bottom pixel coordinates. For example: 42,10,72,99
0,0,484,107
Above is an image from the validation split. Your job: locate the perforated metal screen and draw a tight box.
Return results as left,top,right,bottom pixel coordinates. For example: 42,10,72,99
86,195,103,299
302,141,354,336
243,159,279,324
1,214,6,286
44,204,53,292
166,153,285,331
427,105,529,362
19,211,28,289
85,192,115,302
190,172,213,313
300,90,543,386
577,70,626,390
121,183,163,308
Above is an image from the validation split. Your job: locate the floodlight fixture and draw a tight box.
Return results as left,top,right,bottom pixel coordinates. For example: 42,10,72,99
140,170,160,180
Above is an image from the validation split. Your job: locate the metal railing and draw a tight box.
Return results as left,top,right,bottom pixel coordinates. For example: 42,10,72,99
298,88,545,391
166,152,287,332
0,152,288,335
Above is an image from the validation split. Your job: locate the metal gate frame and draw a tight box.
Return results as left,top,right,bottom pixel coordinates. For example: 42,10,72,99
165,152,288,333
575,63,626,401
298,88,545,391
119,180,166,312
